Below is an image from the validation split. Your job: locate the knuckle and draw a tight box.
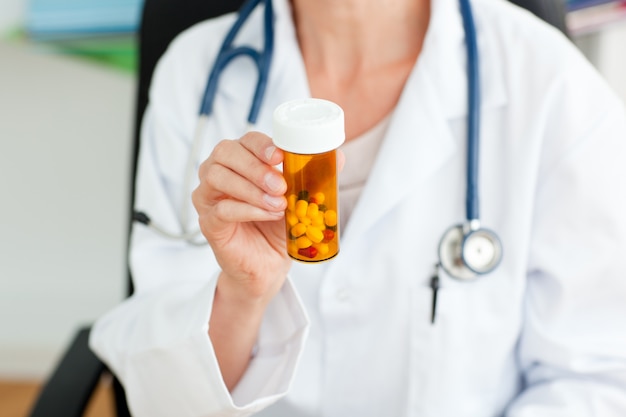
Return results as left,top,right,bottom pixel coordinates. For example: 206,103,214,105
241,130,263,143
204,163,225,185
242,131,270,151
197,157,211,179
213,200,232,221
191,187,202,208
211,139,235,161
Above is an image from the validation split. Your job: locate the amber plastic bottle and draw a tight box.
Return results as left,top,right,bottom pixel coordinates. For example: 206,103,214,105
273,98,345,262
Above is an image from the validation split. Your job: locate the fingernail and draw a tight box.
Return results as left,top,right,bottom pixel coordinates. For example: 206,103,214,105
265,145,276,161
264,172,284,192
263,194,284,208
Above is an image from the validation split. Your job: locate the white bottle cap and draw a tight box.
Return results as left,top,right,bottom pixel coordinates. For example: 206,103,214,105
273,98,345,154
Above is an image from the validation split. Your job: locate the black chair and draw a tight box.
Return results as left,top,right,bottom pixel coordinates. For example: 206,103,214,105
512,0,569,36
27,0,567,415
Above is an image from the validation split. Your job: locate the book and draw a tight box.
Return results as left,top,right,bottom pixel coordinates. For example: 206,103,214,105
566,0,626,34
567,0,619,12
26,0,143,40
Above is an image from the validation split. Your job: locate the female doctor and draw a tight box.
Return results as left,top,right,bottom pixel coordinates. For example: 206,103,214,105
90,0,626,415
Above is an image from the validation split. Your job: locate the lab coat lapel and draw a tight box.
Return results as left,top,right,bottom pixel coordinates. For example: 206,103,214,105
341,60,459,246
341,0,508,246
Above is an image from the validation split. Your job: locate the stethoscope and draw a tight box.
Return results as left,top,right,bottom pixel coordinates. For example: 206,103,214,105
134,0,503,285
133,0,274,246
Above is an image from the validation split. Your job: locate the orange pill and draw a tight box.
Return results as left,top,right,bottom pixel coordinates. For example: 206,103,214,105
324,210,338,227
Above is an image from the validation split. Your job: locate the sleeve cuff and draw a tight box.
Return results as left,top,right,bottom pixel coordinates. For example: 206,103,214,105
91,274,309,417
230,276,310,408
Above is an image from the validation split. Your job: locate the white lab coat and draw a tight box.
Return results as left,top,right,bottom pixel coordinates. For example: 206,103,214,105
90,0,626,415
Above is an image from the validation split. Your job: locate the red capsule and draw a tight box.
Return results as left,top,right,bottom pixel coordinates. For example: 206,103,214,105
323,229,335,242
298,246,318,259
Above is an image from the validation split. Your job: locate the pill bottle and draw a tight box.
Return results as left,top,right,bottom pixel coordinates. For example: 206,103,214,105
273,98,345,263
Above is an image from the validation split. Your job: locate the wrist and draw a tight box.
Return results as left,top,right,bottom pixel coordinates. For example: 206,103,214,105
215,272,273,313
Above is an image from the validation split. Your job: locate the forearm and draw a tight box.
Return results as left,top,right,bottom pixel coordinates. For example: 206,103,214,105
209,272,270,391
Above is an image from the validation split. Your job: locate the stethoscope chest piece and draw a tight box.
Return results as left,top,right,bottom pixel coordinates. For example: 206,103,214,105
438,224,502,281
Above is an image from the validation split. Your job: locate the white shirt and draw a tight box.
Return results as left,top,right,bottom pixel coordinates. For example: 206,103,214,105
339,115,390,229
90,0,626,416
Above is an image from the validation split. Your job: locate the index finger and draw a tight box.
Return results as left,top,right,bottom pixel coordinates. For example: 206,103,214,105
240,131,284,166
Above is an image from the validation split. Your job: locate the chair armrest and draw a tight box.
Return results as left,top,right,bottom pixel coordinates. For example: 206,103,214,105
28,326,106,417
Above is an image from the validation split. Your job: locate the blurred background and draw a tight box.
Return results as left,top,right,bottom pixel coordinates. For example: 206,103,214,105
0,0,625,415
1,0,140,414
